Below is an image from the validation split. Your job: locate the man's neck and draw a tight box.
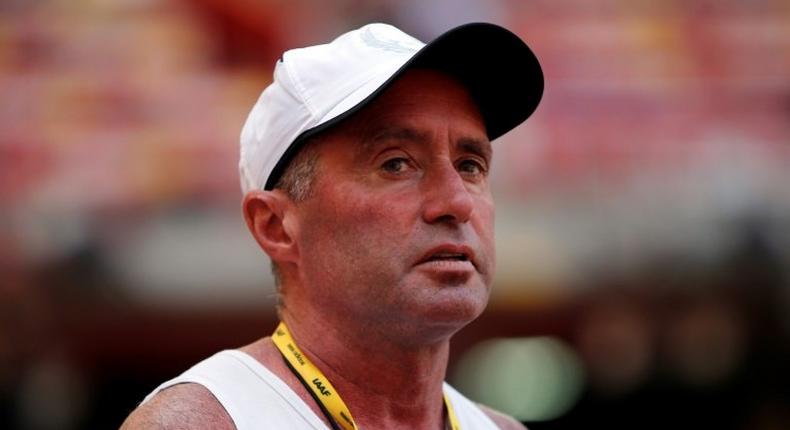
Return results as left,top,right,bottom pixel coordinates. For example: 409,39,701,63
280,309,452,430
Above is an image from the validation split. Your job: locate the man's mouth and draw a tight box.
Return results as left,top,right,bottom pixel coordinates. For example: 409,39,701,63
417,245,477,271
424,252,469,262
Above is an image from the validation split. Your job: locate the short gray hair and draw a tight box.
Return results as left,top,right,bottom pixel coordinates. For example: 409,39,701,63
269,141,320,289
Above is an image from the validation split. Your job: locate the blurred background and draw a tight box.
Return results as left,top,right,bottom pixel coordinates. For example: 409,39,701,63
1,0,789,429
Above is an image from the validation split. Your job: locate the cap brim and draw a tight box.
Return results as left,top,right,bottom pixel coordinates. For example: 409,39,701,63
413,22,544,140
265,22,544,190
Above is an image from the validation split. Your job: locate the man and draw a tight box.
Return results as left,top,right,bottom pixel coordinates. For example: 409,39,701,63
122,21,543,430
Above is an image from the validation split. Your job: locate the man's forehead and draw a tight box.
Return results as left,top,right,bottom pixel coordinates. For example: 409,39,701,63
327,69,489,142
357,69,482,118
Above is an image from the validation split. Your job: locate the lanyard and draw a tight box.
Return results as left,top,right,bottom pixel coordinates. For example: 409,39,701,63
272,322,461,430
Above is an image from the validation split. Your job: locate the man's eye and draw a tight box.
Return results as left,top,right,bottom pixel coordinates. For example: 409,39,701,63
458,159,486,176
381,158,410,174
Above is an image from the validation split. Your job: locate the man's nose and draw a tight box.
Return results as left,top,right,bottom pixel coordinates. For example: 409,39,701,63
420,162,475,225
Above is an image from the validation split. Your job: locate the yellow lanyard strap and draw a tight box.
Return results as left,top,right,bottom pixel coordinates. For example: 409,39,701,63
272,322,461,430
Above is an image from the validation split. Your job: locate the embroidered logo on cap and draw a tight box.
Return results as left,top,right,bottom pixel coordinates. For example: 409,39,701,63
360,24,423,54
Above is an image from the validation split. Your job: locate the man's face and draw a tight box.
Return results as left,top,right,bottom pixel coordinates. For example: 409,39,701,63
290,69,495,340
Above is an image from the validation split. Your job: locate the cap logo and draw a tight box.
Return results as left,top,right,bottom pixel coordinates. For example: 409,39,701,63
360,25,423,54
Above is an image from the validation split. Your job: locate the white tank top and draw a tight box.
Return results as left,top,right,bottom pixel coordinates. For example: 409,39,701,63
143,350,501,429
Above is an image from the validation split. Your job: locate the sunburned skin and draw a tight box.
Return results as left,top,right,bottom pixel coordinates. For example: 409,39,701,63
287,70,496,344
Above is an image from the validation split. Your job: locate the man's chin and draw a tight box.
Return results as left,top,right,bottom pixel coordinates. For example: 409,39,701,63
409,288,489,334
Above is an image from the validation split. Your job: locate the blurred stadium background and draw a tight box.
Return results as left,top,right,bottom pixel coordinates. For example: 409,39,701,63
1,0,789,429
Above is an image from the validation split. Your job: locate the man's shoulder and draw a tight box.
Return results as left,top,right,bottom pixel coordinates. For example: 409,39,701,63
120,383,234,430
478,403,529,430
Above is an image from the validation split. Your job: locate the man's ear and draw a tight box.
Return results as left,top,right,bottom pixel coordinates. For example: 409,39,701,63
242,190,298,264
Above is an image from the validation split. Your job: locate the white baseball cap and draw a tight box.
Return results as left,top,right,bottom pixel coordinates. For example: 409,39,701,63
239,22,543,192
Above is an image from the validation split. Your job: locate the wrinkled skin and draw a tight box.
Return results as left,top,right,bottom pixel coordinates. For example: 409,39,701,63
286,69,496,344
